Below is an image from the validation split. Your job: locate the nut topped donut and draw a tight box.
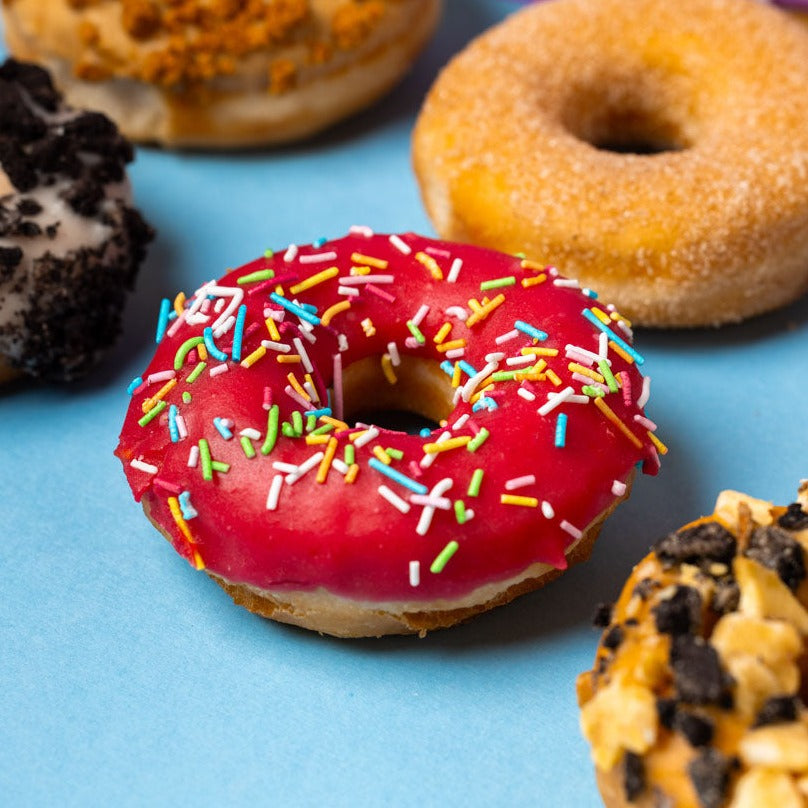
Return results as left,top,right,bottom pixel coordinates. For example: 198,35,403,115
577,483,808,808
3,0,442,148
115,229,663,637
0,58,153,382
413,0,808,327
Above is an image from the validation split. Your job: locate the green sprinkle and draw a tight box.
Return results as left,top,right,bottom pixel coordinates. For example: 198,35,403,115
406,320,426,344
598,360,619,393
344,444,355,466
291,410,303,436
282,422,296,438
467,428,490,452
182,391,192,404
311,423,334,436
240,436,256,459
186,361,206,384
468,468,484,497
454,500,467,524
491,371,516,382
582,385,605,398
515,251,526,259
430,540,459,574
263,249,274,258
306,414,317,432
260,405,280,455
138,400,167,427
199,438,213,481
174,336,205,371
211,461,230,473
237,268,275,285
385,447,404,460
480,276,516,291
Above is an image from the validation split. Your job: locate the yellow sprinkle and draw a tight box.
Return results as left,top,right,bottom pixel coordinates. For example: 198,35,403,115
350,265,372,276
168,496,194,542
451,362,462,388
349,429,368,443
381,354,397,385
344,463,360,484
594,397,643,449
433,322,452,344
545,368,563,386
590,307,612,325
373,445,392,465
468,298,483,313
514,360,547,382
197,343,208,361
415,251,443,280
608,340,635,364
274,285,285,296
611,310,632,328
276,354,302,364
423,436,471,454
521,347,559,357
469,383,494,405
520,259,546,272
436,339,466,353
173,291,186,317
240,345,267,368
289,266,339,295
320,416,350,432
521,274,547,288
568,362,605,383
192,550,205,571
142,378,177,412
500,495,539,507
351,252,388,270
321,300,351,326
316,437,339,483
287,372,310,401
647,431,669,455
265,317,280,341
466,293,505,327
305,435,330,445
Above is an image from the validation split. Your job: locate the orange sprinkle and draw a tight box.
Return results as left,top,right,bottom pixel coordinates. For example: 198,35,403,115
608,340,635,364
381,354,397,385
316,437,339,483
433,322,452,344
287,372,310,401
344,463,360,484
611,311,633,328
545,368,563,386
520,259,546,272
173,291,186,317
276,354,301,364
372,445,392,465
436,339,466,353
192,550,205,571
594,398,643,449
321,300,351,326
197,343,209,361
320,416,350,432
142,378,177,412
168,496,194,543
415,251,443,280
289,266,339,295
351,252,388,269
466,294,505,327
521,274,547,288
647,431,669,455
304,373,320,403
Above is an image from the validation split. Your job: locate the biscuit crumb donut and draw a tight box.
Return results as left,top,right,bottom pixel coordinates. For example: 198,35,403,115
577,482,808,807
0,58,153,382
2,0,442,148
115,229,663,637
412,0,808,327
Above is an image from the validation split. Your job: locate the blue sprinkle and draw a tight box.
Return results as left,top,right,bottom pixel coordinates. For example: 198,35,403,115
368,458,428,495
203,327,229,362
155,298,170,343
213,417,233,440
458,360,478,377
178,491,198,520
514,320,548,342
308,407,333,418
472,397,498,413
419,428,432,438
300,303,318,314
313,237,327,248
581,309,644,365
269,293,321,326
440,360,454,376
583,288,598,299
231,304,247,362
555,413,568,448
168,404,180,443
127,376,143,395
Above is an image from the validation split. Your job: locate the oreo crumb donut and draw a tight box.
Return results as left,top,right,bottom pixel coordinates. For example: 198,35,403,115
3,0,442,148
577,482,808,807
412,0,808,327
0,59,153,382
115,229,663,638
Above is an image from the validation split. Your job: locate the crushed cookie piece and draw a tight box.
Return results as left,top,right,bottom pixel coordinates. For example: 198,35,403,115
602,624,624,651
778,502,808,531
592,602,613,628
654,521,736,568
0,246,23,277
711,578,740,615
652,585,702,636
673,710,714,747
623,751,645,802
754,695,799,727
745,525,806,591
687,748,736,808
632,577,659,600
670,635,732,706
656,697,677,730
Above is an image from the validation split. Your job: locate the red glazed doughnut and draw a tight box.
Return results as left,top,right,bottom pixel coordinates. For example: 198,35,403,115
115,229,663,637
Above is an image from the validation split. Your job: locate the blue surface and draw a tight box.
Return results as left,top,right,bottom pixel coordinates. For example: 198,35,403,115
2,2,807,805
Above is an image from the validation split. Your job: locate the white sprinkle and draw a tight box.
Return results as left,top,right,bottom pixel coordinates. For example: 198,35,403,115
272,461,299,473
415,478,454,536
637,376,651,409
561,520,583,541
285,385,314,411
331,458,349,475
565,344,607,365
176,415,188,440
264,308,285,322
303,381,319,402
353,426,380,448
410,304,430,327
444,305,468,321
420,430,451,468
462,361,500,402
300,251,337,264
409,560,420,587
409,495,452,510
207,285,244,332
285,452,324,485
452,413,470,432
505,474,536,491
187,445,200,468
283,244,298,262
447,257,463,283
147,370,176,385
293,337,313,373
266,475,284,510
338,285,360,296
214,297,226,313
599,331,609,359
210,363,229,377
337,334,349,352
379,485,411,514
405,337,422,350
130,459,158,474
572,373,609,392
213,314,235,338
261,340,291,353
517,387,536,402
541,500,555,519
349,225,374,237
484,351,506,363
537,386,575,416
553,278,579,288
616,319,633,340
464,509,475,522
495,329,520,345
387,341,401,366
634,414,657,431
506,355,535,366
240,428,262,440
338,274,394,285
548,266,559,277
611,480,627,497
389,234,412,255
445,348,465,359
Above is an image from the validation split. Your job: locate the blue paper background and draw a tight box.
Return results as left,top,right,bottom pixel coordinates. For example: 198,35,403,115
1,2,807,805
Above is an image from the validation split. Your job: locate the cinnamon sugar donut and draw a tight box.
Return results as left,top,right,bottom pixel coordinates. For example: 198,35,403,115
577,483,808,807
115,229,663,637
0,58,153,382
412,0,808,327
3,0,442,148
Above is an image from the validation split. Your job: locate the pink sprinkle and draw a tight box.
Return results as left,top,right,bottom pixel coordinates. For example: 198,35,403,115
333,353,344,421
634,414,657,431
611,480,627,497
365,284,396,303
339,275,394,285
283,244,298,263
210,364,229,377
349,225,374,237
300,251,337,264
263,387,273,410
410,304,430,326
154,478,181,495
495,329,520,345
132,380,148,396
445,348,465,359
619,372,632,407
505,474,536,490
446,258,463,284
176,415,188,440
566,349,596,367
387,342,401,366
638,376,651,409
248,279,276,296
187,445,199,468
389,234,411,255
408,461,423,478
560,520,583,542
166,310,186,338
264,308,285,321
285,385,314,411
467,418,481,436
426,246,451,258
409,494,452,510
404,337,421,349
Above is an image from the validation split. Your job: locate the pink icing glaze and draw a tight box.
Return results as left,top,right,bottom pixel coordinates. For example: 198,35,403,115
115,231,661,602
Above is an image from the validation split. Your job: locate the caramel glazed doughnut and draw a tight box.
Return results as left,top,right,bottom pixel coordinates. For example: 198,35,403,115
0,59,153,383
115,229,666,638
577,483,808,808
412,0,808,328
2,0,442,148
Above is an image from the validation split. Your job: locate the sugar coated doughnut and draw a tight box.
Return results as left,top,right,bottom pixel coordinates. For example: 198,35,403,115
115,229,663,637
0,58,153,382
412,0,808,327
577,483,808,808
2,0,442,148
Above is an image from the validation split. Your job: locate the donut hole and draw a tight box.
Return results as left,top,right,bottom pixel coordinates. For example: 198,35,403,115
340,355,455,435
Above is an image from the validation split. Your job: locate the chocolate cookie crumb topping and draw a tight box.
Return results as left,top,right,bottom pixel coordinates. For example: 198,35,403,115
673,710,714,747
687,748,735,808
652,585,702,636
623,751,645,802
753,695,800,727
653,522,736,568
592,602,613,628
778,502,808,531
744,525,806,591
602,624,624,651
670,635,732,706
